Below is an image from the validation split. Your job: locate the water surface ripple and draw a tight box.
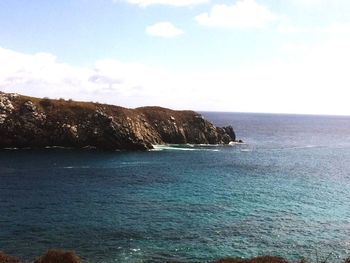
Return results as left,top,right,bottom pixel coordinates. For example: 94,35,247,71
1,113,350,262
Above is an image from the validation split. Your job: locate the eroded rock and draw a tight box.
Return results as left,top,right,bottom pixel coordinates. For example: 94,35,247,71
0,92,239,150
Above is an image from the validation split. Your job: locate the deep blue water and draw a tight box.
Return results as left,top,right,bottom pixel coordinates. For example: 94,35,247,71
1,112,350,262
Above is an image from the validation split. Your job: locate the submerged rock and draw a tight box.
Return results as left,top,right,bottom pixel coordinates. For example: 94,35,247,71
0,92,239,150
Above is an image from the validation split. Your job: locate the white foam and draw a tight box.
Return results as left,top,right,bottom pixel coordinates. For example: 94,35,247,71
198,144,220,147
151,144,221,152
45,146,72,149
3,147,19,150
61,166,90,169
282,145,319,150
151,145,196,151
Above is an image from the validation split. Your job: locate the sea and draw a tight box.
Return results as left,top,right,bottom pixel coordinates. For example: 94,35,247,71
1,112,350,263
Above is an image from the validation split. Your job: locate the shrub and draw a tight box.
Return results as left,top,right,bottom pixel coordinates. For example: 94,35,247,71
39,97,52,108
33,250,81,263
0,251,21,263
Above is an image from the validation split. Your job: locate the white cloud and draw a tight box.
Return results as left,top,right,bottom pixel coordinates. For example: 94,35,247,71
321,22,350,34
0,46,186,108
120,0,208,7
1,42,350,115
290,0,348,8
195,0,279,29
277,22,350,36
277,23,306,34
289,0,325,7
146,22,184,38
0,47,143,105
279,43,310,54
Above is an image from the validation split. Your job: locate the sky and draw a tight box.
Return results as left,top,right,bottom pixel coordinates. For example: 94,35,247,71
1,0,350,115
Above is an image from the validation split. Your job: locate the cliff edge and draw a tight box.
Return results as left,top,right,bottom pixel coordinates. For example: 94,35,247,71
0,92,237,150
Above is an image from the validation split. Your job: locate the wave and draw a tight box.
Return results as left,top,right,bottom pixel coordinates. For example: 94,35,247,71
262,145,328,152
240,149,252,152
286,145,317,149
151,144,221,152
61,166,90,169
229,141,245,145
3,147,19,150
151,145,197,151
45,146,73,149
280,145,325,150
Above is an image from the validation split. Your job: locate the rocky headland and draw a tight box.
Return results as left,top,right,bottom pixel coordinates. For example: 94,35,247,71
0,92,238,150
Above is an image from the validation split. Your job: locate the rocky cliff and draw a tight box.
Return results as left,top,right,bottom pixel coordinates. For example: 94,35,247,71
0,92,237,150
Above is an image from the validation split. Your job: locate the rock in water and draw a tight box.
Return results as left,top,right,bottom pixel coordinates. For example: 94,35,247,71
0,92,238,150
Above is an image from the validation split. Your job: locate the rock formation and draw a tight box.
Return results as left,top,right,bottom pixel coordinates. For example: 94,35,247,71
0,92,237,150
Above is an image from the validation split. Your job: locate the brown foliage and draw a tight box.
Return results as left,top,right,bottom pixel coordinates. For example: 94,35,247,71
39,97,53,108
215,256,289,263
33,250,81,263
0,252,21,263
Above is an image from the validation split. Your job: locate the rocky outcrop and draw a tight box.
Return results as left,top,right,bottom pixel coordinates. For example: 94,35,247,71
0,92,238,150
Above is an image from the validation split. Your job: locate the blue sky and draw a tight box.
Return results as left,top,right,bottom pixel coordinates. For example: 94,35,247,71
1,0,350,114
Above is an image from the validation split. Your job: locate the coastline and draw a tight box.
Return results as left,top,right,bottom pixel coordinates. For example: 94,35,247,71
0,92,238,151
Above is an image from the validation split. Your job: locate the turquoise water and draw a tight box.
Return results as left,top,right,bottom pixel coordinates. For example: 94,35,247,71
1,113,350,262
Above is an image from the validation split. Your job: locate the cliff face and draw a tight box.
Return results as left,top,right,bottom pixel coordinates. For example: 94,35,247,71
0,92,236,150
